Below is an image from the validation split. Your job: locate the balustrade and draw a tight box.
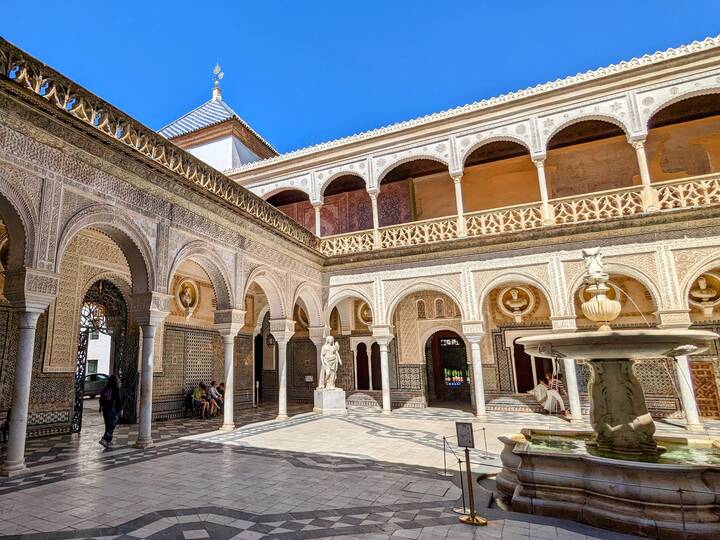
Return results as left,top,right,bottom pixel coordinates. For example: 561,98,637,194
319,230,375,256
318,175,720,256
379,216,458,249
465,203,543,237
551,186,645,224
656,173,720,210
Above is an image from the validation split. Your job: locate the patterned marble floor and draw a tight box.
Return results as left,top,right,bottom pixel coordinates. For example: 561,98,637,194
2,406,715,539
0,402,313,469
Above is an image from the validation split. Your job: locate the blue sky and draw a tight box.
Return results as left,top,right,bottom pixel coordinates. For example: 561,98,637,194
2,1,720,153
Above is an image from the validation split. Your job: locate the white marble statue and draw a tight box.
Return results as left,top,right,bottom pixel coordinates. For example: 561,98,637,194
318,336,342,390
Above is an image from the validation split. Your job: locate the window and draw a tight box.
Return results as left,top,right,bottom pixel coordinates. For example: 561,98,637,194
87,359,98,374
435,298,445,318
417,300,427,319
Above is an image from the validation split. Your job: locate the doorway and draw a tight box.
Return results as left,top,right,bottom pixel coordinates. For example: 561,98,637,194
424,330,471,408
73,279,128,433
512,338,553,392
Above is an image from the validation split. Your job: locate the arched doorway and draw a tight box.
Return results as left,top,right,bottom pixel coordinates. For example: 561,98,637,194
513,338,550,393
73,279,129,433
424,330,471,409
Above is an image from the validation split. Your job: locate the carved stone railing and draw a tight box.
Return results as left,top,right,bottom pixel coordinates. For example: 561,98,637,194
379,216,458,249
655,173,720,210
551,185,645,224
318,230,375,256
465,202,543,237
0,38,317,250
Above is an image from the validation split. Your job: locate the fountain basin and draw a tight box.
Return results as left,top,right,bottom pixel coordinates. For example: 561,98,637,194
518,328,718,456
518,328,718,359
497,430,720,539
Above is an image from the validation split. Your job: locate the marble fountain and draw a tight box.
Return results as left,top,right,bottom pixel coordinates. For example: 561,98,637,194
496,248,720,539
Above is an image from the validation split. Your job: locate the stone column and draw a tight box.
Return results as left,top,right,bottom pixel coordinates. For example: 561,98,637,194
221,334,236,429
562,357,583,422
467,336,487,419
451,173,466,237
215,309,245,431
1,310,42,476
369,190,380,248
674,355,703,431
136,323,158,448
630,139,658,211
533,159,553,225
275,337,290,420
270,319,295,420
131,292,170,449
313,202,322,237
376,338,392,414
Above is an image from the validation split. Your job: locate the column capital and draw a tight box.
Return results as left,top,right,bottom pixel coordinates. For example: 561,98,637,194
3,268,59,312
450,172,463,183
270,318,295,343
311,199,324,208
531,155,546,167
367,188,379,197
308,325,329,343
550,316,577,332
629,139,646,150
461,320,485,338
129,291,171,327
214,308,246,337
657,309,692,329
372,325,394,344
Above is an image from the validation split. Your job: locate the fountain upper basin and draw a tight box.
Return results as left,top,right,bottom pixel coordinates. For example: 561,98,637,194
518,328,718,359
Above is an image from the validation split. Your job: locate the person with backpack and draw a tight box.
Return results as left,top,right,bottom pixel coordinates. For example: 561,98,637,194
98,374,122,448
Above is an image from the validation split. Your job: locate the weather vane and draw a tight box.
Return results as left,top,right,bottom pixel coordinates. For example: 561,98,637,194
212,63,224,100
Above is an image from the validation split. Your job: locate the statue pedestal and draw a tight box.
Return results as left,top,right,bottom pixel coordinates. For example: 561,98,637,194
314,388,347,415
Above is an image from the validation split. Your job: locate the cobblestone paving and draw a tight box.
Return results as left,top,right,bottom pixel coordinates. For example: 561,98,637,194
2,406,709,539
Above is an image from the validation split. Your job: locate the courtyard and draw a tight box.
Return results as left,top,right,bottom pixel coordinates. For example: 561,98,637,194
2,406,716,539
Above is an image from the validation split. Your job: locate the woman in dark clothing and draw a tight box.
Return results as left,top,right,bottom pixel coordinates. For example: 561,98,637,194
98,374,122,448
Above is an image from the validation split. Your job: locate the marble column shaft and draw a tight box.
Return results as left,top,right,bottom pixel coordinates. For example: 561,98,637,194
378,341,391,414
136,324,157,448
1,311,41,476
562,357,583,422
276,338,289,420
674,355,703,430
469,340,487,418
222,334,235,430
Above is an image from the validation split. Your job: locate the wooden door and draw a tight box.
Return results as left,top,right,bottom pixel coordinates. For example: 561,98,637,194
690,361,720,419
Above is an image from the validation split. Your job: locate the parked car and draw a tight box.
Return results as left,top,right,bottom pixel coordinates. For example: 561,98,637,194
83,373,109,398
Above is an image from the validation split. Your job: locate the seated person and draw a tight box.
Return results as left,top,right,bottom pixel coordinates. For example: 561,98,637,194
543,372,568,416
217,382,225,397
192,383,210,419
208,380,223,413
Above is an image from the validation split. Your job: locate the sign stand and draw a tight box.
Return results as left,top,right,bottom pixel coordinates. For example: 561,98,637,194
455,422,488,527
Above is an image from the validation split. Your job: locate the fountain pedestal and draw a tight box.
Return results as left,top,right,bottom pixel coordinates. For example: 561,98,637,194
588,359,658,455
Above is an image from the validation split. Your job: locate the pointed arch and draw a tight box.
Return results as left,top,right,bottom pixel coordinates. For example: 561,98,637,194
243,265,286,319
477,271,556,317
544,114,633,148
292,282,323,327
459,135,532,167
167,240,234,310
644,87,720,129
0,171,37,271
564,261,662,317
376,155,449,185
385,280,466,324
56,204,155,294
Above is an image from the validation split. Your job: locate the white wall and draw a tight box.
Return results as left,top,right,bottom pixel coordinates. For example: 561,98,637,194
187,135,261,172
87,332,111,375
